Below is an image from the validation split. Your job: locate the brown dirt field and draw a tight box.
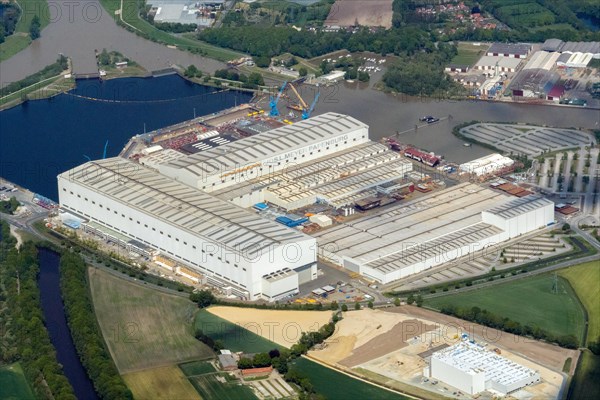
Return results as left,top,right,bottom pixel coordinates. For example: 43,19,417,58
340,319,436,367
207,306,332,348
387,306,579,373
325,0,394,28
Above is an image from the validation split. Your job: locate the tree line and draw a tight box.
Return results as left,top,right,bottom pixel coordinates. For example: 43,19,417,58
0,2,20,43
0,55,69,98
59,250,133,399
0,222,76,399
439,304,580,349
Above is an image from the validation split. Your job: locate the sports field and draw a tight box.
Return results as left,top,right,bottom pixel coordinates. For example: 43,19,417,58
89,268,213,373
195,309,282,353
425,273,586,342
123,365,201,400
189,373,258,400
0,363,34,400
292,357,410,400
559,261,600,344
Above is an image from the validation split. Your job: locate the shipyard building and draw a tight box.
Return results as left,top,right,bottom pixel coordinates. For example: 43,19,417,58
314,183,553,284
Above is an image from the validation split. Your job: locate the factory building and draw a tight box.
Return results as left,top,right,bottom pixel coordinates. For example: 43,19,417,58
156,113,370,193
474,56,522,73
58,158,317,301
429,341,540,395
315,183,554,284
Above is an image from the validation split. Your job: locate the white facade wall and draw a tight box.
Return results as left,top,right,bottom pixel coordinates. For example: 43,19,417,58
261,273,299,301
159,127,369,192
58,178,316,301
431,357,485,395
482,204,554,239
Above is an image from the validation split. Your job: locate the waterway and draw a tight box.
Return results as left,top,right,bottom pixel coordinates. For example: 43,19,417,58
314,78,600,163
37,247,100,400
0,74,251,200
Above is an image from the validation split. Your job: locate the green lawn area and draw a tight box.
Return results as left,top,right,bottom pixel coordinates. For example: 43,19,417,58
14,0,50,32
179,360,216,377
0,363,35,400
89,268,213,373
194,309,282,353
450,42,487,66
98,0,244,62
425,273,586,343
559,261,600,344
568,350,600,400
0,34,32,62
292,358,410,400
189,373,258,400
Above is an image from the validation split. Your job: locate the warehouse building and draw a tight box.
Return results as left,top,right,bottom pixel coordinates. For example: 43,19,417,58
474,55,522,73
459,153,515,176
429,341,540,395
486,43,531,59
314,183,554,284
58,158,317,301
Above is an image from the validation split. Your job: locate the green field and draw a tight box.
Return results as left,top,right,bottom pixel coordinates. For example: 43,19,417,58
0,363,35,400
450,42,487,66
0,0,50,61
189,373,258,400
194,310,282,353
425,273,586,342
569,350,600,400
123,365,201,400
98,0,244,62
180,360,217,376
559,261,600,344
292,358,410,400
89,268,213,373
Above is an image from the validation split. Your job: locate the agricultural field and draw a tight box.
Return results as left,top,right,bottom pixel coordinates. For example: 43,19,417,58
425,273,586,343
189,373,258,400
569,350,600,400
199,306,332,349
89,268,213,373
559,261,600,344
123,365,201,400
292,357,410,400
450,42,488,66
180,360,217,377
195,309,283,353
0,363,35,400
325,0,393,28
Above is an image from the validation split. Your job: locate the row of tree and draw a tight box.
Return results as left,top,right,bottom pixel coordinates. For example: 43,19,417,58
59,250,133,399
0,2,20,43
439,305,579,349
213,69,265,87
0,223,76,399
0,55,68,97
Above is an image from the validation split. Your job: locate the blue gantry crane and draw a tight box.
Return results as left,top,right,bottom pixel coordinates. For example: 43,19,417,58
83,140,109,161
269,81,287,117
302,91,320,120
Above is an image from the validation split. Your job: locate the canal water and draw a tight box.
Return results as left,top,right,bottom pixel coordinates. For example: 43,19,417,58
37,247,100,400
0,74,251,200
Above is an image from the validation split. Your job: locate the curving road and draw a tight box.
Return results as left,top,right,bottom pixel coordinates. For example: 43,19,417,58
0,0,225,87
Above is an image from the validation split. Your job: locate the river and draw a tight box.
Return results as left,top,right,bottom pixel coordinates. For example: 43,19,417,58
37,247,100,400
0,74,251,200
0,0,226,87
313,78,600,163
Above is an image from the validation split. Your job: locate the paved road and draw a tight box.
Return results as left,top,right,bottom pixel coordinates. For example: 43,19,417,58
0,0,225,87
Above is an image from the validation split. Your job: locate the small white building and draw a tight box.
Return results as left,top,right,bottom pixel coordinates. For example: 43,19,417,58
429,341,541,395
459,153,514,176
318,70,346,85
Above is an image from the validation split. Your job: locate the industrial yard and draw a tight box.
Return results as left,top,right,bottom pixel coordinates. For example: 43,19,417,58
308,306,574,399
